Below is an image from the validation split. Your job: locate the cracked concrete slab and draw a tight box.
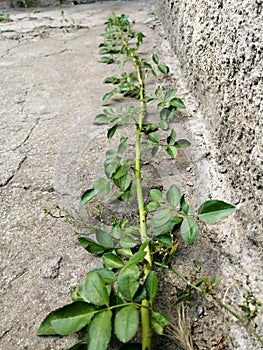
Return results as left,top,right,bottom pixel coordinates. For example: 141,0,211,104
0,1,262,350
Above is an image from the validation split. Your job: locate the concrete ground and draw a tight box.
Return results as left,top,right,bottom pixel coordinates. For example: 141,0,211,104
0,1,262,349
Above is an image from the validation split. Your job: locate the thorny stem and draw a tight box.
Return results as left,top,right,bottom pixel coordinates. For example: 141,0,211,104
118,23,153,350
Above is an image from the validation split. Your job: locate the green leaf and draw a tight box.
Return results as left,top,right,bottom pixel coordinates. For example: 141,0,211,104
167,129,176,145
118,140,128,154
95,229,114,248
93,114,108,124
37,302,95,336
107,125,118,139
151,311,170,335
152,54,159,64
79,271,109,306
164,88,176,101
102,90,116,104
166,184,181,208
166,145,177,158
155,86,163,97
198,200,235,224
94,178,110,195
114,165,127,179
78,237,107,255
152,208,177,236
145,201,160,213
80,188,99,206
118,264,140,300
115,305,139,342
103,76,120,84
145,271,158,304
174,139,191,148
180,217,199,245
151,145,160,157
149,189,163,203
93,268,115,285
119,235,137,248
180,195,194,215
117,248,133,258
159,120,169,131
100,56,114,64
169,97,186,109
148,132,160,144
158,64,169,74
103,253,124,269
87,310,112,350
67,341,87,350
127,250,147,267
109,191,125,202
137,32,145,46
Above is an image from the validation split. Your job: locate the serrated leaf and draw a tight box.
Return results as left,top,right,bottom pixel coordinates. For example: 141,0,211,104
151,311,170,335
145,271,158,304
117,248,133,258
152,54,159,65
107,125,118,139
198,200,235,224
166,184,181,208
87,310,112,350
169,97,186,109
145,201,160,213
102,90,115,104
167,129,176,145
155,86,163,97
94,178,110,195
103,76,120,84
127,250,147,267
152,208,173,228
164,88,176,101
115,306,139,342
158,64,169,74
95,229,114,248
151,145,160,157
134,285,147,302
159,120,169,130
119,235,137,248
118,140,128,154
79,271,109,306
149,189,163,203
118,265,140,300
93,268,115,285
180,217,199,245
37,302,95,336
180,195,194,215
80,188,99,206
174,139,191,148
103,253,124,269
137,32,145,46
93,114,108,124
148,132,160,143
78,237,107,255
166,145,177,158
100,56,114,64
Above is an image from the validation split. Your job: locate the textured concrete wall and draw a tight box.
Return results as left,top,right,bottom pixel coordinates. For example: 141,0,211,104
156,0,262,242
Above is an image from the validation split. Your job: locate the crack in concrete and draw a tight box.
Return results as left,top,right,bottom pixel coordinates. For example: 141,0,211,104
0,155,27,188
11,117,40,152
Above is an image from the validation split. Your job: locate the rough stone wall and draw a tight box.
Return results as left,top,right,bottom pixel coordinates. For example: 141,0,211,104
156,0,262,243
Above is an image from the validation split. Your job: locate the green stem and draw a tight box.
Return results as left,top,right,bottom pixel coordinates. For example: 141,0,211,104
117,22,153,349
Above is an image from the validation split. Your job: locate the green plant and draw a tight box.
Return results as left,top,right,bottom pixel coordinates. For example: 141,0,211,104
37,14,241,350
60,9,76,33
12,0,31,8
0,13,12,23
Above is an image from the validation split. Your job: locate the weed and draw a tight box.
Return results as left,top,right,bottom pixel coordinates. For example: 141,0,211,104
37,13,262,350
0,13,13,23
60,9,76,33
